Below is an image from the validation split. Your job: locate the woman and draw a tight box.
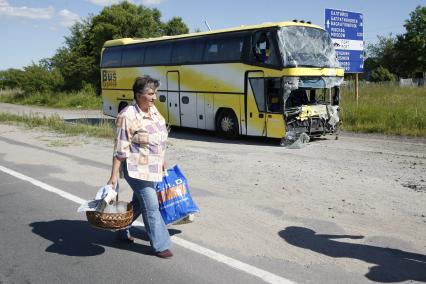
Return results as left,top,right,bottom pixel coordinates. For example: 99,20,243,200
107,76,172,259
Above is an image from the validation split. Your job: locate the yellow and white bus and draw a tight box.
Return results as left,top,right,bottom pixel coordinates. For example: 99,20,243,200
100,21,344,139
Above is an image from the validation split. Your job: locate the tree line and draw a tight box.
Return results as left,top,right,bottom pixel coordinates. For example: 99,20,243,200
0,3,424,94
0,1,188,95
365,6,425,82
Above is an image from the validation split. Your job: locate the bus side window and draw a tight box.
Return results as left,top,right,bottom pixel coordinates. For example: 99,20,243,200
251,31,279,66
266,78,282,113
144,42,172,65
121,45,144,66
203,34,244,62
171,38,204,64
222,37,243,60
249,78,266,112
204,42,218,61
101,46,123,67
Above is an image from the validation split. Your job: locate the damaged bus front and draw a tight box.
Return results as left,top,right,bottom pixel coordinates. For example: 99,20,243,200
282,76,343,137
278,25,344,138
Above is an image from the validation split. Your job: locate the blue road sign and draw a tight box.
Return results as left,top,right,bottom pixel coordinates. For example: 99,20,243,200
325,8,364,73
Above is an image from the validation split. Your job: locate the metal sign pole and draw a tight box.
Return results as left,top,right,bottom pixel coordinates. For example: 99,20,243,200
355,73,359,107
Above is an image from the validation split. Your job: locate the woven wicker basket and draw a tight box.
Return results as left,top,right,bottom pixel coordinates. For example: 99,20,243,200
86,202,133,230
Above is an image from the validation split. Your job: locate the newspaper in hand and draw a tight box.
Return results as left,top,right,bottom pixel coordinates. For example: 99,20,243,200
77,199,100,212
77,184,118,212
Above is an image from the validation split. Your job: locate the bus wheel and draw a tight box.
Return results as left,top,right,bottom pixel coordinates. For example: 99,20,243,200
216,110,239,139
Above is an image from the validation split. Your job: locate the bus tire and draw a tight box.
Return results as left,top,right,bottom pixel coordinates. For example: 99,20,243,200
118,101,128,114
216,109,239,139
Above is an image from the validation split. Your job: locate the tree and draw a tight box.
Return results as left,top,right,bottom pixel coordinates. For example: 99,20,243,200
370,66,396,82
366,35,397,73
365,6,425,78
163,17,189,35
49,1,189,93
89,2,164,56
0,68,25,89
394,5,426,77
49,17,99,92
50,47,96,91
21,64,64,94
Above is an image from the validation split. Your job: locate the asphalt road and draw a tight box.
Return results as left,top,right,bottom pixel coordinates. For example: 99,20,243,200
0,167,266,284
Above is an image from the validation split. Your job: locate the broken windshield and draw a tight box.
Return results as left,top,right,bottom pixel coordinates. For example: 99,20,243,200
278,26,340,68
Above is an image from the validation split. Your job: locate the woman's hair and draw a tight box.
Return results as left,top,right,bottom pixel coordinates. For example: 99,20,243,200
132,76,160,100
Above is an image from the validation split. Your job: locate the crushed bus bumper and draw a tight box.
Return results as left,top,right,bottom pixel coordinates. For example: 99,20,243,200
285,104,340,137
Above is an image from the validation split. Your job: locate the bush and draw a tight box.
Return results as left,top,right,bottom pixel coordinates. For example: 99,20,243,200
21,64,64,94
370,66,397,82
0,89,101,109
0,68,25,89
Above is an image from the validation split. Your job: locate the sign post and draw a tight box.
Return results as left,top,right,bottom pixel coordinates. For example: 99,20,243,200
325,9,364,106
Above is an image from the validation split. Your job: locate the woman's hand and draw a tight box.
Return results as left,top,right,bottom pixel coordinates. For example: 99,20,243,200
108,156,122,190
107,175,118,190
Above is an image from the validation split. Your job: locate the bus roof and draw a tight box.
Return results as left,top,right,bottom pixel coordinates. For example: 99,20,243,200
103,21,323,47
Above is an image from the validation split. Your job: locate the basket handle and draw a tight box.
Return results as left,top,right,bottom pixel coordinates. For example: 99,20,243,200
114,182,119,202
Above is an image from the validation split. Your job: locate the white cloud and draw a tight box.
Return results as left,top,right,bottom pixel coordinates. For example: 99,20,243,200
88,0,127,6
87,0,166,6
58,9,80,27
0,0,54,20
141,0,166,5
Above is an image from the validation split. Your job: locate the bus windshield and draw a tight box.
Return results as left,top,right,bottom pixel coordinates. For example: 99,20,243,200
279,26,340,68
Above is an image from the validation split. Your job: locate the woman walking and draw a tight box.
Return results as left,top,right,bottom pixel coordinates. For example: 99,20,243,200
107,76,172,258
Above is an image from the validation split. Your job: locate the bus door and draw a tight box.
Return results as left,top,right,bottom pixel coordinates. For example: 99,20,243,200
265,78,285,138
167,71,180,126
246,71,267,136
180,91,198,128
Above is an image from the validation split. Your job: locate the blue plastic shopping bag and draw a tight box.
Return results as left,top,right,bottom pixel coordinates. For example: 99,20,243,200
156,165,199,225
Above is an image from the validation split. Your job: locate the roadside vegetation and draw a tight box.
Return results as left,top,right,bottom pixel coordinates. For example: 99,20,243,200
0,113,114,139
0,87,101,109
341,83,426,136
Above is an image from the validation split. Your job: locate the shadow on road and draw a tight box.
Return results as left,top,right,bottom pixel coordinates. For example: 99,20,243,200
278,226,426,282
29,220,181,257
168,127,284,146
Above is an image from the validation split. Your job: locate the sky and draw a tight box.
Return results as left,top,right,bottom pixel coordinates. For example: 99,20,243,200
0,0,424,70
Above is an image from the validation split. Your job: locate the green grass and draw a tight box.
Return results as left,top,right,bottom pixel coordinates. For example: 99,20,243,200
0,89,102,109
0,113,114,139
340,83,426,137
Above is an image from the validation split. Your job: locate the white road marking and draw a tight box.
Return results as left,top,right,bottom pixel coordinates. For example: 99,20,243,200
0,165,296,284
0,165,86,204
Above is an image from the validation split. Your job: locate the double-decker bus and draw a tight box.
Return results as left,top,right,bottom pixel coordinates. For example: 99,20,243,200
100,21,344,139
